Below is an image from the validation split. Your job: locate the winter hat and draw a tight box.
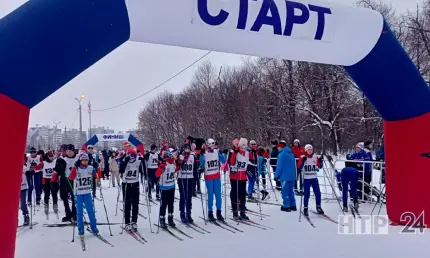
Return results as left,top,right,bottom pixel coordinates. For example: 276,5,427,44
356,142,365,150
150,144,157,151
127,148,137,159
364,140,373,148
294,139,300,144
161,140,168,147
249,140,257,146
305,144,313,151
183,143,191,150
238,138,248,148
271,139,278,145
79,153,89,160
66,144,75,151
278,140,287,148
207,138,215,148
123,142,131,148
29,147,37,153
46,151,54,157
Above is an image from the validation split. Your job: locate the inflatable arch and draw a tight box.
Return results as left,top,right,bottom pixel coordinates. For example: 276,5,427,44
1,0,430,257
83,133,144,153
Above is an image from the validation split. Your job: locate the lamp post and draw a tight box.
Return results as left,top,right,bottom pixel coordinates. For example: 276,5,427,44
74,95,85,147
52,120,61,149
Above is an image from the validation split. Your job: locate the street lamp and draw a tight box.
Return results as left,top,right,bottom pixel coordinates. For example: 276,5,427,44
52,121,61,149
74,95,85,147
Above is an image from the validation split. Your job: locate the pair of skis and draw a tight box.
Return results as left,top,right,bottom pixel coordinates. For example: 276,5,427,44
17,222,38,233
301,211,339,228
230,217,273,230
78,228,114,251
174,219,211,234
349,204,362,219
153,224,192,241
121,227,147,244
200,217,243,233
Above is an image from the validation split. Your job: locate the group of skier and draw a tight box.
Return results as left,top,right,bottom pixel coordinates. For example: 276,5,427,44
20,136,378,239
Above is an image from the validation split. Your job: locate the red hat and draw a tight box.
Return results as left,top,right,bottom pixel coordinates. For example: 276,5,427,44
162,140,168,147
46,151,54,157
123,142,131,147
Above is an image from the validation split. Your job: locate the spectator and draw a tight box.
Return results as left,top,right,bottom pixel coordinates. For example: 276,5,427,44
109,151,120,187
291,139,305,195
270,140,282,190
348,142,372,201
274,140,297,212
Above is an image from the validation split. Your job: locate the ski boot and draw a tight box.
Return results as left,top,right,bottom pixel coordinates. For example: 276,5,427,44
44,204,49,219
131,222,138,232
316,205,324,215
303,207,309,217
192,192,197,197
281,206,291,212
156,193,160,201
180,212,188,223
168,214,176,227
62,215,71,222
23,214,30,226
247,194,256,201
125,223,133,232
159,216,167,229
233,211,240,220
186,213,194,224
53,203,59,216
216,210,225,222
208,211,216,222
240,211,249,221
148,194,152,201
343,205,348,212
353,200,359,211
290,206,297,211
261,190,269,201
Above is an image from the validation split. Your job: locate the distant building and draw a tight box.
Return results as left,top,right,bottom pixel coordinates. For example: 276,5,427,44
26,125,63,151
63,128,87,149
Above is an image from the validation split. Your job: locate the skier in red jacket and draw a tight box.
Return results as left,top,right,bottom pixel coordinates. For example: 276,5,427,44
291,139,305,195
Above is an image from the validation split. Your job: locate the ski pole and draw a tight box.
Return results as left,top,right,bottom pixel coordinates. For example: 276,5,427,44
157,171,164,234
120,183,127,234
99,187,113,236
257,172,262,220
322,160,344,215
115,180,121,216
144,172,153,233
199,169,207,225
298,170,304,222
223,170,227,220
30,176,34,229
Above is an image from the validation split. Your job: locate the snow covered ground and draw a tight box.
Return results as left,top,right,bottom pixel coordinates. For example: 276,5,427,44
15,176,430,258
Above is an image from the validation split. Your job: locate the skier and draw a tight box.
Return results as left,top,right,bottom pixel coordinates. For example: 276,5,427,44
292,139,305,195
119,149,144,232
51,144,78,222
199,138,226,222
340,158,359,212
191,142,202,196
69,153,101,235
144,144,161,200
41,151,59,218
297,144,324,216
109,151,120,187
178,143,195,223
274,140,297,212
86,145,100,197
257,146,270,200
21,154,30,226
26,147,43,207
156,150,178,228
246,140,259,200
228,138,254,220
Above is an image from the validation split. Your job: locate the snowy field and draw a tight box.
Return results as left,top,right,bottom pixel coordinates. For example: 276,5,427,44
15,176,430,258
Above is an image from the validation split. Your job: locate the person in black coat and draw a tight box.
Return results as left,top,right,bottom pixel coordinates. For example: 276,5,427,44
101,149,110,180
270,140,281,190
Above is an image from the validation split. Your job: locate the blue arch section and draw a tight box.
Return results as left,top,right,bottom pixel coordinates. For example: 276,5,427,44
83,134,144,152
345,22,430,121
0,0,130,108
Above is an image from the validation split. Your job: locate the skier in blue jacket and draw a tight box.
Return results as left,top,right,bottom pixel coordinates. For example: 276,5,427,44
349,142,372,200
274,140,297,212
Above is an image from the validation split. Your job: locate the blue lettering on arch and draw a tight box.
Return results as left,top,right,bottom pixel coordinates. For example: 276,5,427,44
284,0,310,36
237,0,249,30
308,4,331,40
197,0,229,26
250,0,282,35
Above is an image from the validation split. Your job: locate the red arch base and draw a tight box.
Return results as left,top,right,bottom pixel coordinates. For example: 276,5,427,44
0,94,30,258
385,112,430,226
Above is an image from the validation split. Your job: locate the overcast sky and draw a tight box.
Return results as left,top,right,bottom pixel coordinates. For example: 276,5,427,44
0,0,420,132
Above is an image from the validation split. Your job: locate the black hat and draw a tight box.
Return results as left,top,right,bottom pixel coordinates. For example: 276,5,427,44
183,143,191,150
66,144,75,151
150,144,157,151
29,147,37,153
271,140,278,145
60,144,67,150
364,140,373,147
